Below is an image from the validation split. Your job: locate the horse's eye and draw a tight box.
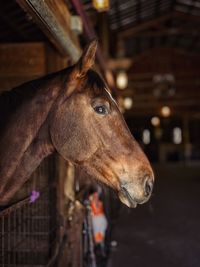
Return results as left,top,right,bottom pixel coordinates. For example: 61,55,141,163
94,105,108,115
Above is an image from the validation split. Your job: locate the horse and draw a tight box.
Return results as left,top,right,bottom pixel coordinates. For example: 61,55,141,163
0,40,154,208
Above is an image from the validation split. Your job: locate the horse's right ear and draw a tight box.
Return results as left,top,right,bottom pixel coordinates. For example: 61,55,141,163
70,39,98,80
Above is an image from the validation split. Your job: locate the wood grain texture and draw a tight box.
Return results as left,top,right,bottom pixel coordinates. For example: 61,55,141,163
17,0,81,61
0,43,46,77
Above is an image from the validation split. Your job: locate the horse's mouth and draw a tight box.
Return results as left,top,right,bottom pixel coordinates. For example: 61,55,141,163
118,187,138,208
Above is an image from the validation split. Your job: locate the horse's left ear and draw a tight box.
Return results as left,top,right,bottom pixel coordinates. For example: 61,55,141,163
71,39,98,79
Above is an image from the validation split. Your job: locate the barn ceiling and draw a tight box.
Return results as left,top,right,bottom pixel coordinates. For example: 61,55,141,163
1,0,200,55
0,0,46,42
81,0,200,56
0,0,200,117
79,0,200,117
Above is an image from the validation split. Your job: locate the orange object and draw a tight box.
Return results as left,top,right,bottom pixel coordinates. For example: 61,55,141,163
92,0,110,12
90,192,104,216
94,232,104,243
89,192,108,243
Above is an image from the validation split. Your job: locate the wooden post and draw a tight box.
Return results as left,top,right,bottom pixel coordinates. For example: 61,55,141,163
183,115,192,161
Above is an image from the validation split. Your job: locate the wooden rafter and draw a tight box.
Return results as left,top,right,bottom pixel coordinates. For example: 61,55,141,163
118,10,200,39
17,0,81,62
119,90,200,98
129,27,200,38
118,12,173,38
129,99,200,108
71,0,115,88
108,58,133,70
173,10,200,23
124,108,200,117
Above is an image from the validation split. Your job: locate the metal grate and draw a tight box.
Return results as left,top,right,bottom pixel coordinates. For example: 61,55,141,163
0,155,58,267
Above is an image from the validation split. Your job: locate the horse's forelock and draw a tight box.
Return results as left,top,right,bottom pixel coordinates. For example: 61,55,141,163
86,70,108,95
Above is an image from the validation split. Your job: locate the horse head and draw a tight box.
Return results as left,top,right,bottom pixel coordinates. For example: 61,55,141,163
50,40,154,208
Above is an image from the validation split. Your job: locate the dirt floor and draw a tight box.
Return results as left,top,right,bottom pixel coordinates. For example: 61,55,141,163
108,163,200,267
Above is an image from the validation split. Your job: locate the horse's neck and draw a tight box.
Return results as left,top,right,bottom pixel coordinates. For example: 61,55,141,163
0,122,54,205
0,79,61,205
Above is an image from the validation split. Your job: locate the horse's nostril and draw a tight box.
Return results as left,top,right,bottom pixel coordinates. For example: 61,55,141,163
144,177,153,197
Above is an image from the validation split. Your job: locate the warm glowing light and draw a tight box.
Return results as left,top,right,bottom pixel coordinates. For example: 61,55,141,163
116,71,128,90
93,0,110,12
161,106,171,117
123,97,133,110
142,129,151,145
70,16,83,34
151,116,160,127
173,127,182,144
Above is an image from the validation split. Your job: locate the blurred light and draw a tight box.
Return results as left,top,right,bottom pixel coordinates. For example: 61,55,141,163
93,0,110,12
116,71,128,90
70,16,83,34
110,240,118,247
151,116,160,127
161,106,171,117
123,97,133,110
142,129,151,145
173,127,182,144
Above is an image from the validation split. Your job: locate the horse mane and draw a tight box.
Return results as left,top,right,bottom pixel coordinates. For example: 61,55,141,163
0,72,60,136
0,68,106,136
87,69,107,94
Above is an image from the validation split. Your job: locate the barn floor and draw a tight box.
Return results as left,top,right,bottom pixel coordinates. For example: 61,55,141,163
108,163,200,267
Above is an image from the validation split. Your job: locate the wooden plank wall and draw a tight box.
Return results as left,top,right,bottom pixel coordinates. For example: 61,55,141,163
0,42,72,265
0,42,69,92
0,41,89,267
0,43,46,92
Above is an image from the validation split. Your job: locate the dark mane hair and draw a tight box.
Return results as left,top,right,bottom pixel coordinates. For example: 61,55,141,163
87,69,106,90
0,68,107,136
0,71,60,135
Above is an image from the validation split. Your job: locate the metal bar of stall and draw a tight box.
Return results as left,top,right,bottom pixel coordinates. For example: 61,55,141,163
1,216,4,266
0,156,58,267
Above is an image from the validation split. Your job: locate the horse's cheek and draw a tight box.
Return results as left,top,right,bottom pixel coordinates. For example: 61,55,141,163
49,110,95,163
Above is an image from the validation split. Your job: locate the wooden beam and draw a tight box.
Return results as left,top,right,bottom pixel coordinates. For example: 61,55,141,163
71,0,115,88
126,99,200,110
130,27,200,38
118,13,173,38
125,101,200,113
118,10,200,39
119,90,200,98
127,71,200,81
126,80,200,89
108,58,133,70
17,0,81,62
124,108,200,117
124,87,188,95
173,10,200,23
98,13,110,57
127,47,200,79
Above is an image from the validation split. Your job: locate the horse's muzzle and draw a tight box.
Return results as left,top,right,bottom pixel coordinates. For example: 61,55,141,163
118,175,154,208
118,186,138,208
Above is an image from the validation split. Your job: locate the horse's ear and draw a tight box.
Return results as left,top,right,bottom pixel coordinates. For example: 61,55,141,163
71,39,98,79
78,39,97,75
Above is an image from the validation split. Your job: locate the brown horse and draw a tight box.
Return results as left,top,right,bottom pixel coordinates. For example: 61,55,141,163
0,40,154,207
